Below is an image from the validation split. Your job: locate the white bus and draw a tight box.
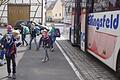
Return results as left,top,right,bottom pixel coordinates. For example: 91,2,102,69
70,0,120,77
86,0,120,76
87,10,120,76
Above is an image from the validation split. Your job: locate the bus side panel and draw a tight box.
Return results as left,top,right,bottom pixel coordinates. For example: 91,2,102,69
87,11,120,70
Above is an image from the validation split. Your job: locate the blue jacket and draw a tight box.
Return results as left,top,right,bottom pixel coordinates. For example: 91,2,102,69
2,32,16,55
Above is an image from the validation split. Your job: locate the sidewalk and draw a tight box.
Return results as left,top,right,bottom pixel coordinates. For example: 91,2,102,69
0,43,79,80
57,40,119,80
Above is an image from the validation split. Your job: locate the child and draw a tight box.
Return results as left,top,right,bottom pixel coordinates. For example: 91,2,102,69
0,45,6,66
48,25,56,52
20,23,29,46
3,25,21,79
0,33,6,66
39,29,51,62
29,22,39,50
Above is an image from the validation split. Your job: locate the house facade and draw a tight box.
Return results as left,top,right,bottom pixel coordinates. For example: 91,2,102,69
46,0,65,22
0,0,43,26
52,0,65,22
46,1,56,22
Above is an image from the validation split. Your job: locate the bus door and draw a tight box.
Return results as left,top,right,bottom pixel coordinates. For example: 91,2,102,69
70,0,81,46
80,0,93,51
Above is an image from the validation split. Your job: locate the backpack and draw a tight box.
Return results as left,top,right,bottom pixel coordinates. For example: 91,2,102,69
35,26,40,36
5,33,14,49
55,28,61,37
24,26,30,34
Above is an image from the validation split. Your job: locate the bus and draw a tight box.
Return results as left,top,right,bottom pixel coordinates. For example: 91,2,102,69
70,0,120,77
70,0,81,46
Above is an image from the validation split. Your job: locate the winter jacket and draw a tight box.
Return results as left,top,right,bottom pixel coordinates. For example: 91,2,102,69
39,36,51,48
30,28,37,38
2,32,16,56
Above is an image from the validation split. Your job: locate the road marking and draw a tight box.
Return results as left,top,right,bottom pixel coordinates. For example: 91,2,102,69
56,42,84,80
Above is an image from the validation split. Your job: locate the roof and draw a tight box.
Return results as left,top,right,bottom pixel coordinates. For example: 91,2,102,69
46,0,65,10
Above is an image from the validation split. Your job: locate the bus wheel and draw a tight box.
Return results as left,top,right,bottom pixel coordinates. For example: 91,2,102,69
116,57,120,77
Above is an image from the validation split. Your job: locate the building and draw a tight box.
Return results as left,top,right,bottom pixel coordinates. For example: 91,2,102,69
45,0,55,9
63,0,72,24
52,0,65,22
45,0,65,22
46,1,56,22
0,0,43,26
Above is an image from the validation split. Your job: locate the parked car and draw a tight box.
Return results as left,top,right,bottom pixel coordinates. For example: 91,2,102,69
14,20,31,30
14,20,48,34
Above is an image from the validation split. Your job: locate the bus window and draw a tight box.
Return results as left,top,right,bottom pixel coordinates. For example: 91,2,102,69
93,0,109,12
93,0,120,12
87,0,93,13
109,0,117,10
115,0,120,10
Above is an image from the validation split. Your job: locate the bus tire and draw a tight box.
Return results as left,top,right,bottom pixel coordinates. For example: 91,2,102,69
71,43,76,46
116,52,120,77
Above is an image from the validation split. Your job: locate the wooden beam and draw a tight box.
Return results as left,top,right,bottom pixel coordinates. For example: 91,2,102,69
37,0,41,4
0,0,9,6
33,5,40,21
0,4,6,21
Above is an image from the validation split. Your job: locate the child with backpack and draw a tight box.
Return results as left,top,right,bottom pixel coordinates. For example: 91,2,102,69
20,23,29,46
48,26,56,51
39,29,51,62
3,25,21,79
29,22,39,50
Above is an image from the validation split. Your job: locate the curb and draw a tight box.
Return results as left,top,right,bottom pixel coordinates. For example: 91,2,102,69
56,41,85,80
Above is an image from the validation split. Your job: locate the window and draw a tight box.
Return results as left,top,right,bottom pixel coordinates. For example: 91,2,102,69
113,0,120,10
59,13,61,16
87,0,93,13
93,0,109,12
93,0,120,12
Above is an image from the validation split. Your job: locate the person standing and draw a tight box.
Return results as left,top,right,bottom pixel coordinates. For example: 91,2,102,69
29,22,39,50
3,25,17,79
39,30,51,62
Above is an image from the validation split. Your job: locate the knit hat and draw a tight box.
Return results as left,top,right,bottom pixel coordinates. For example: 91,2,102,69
7,25,12,32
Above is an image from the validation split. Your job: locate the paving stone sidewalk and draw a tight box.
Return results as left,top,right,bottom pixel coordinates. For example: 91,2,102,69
57,40,119,80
